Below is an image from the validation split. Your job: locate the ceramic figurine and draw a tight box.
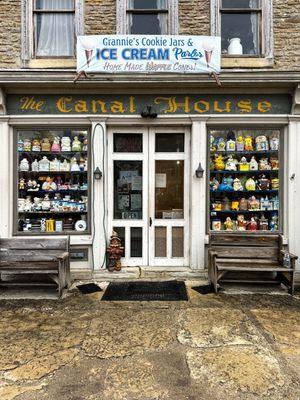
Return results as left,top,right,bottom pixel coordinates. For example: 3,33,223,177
271,177,279,189
228,38,243,55
19,158,30,171
257,174,270,190
259,157,271,170
24,196,33,212
255,135,269,151
239,156,249,171
27,180,40,191
32,138,41,152
260,196,271,211
236,135,244,151
46,218,55,232
61,136,71,152
41,194,51,211
233,177,243,191
269,214,278,231
269,133,279,151
23,138,32,152
41,138,51,152
214,154,225,171
249,156,258,171
210,135,216,153
231,200,239,211
245,177,256,191
248,195,260,210
33,197,42,211
248,217,258,231
239,197,248,211
270,157,279,170
18,198,26,212
244,136,253,151
226,175,234,188
272,196,279,210
51,137,61,152
259,214,268,230
222,197,231,211
80,182,88,191
55,220,63,232
42,176,57,191
70,157,80,172
226,139,236,152
219,177,233,191
212,219,222,231
23,219,32,231
38,156,50,171
237,214,247,231
40,218,46,232
50,157,60,171
79,158,86,172
18,138,24,152
60,159,70,171
217,138,226,152
31,159,39,172
212,201,222,211
82,137,88,151
72,136,82,152
224,216,234,231
210,177,219,191
225,155,237,171
19,178,26,190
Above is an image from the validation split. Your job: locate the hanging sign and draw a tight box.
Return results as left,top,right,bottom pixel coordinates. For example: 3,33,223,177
77,35,221,74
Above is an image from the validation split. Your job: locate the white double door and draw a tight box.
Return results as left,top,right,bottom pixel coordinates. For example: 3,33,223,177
108,126,190,267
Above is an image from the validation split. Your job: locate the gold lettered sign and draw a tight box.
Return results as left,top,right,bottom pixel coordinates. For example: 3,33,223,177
7,94,292,115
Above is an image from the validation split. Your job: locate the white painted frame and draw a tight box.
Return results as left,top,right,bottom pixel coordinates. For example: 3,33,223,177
116,0,179,35
210,0,274,59
148,126,190,267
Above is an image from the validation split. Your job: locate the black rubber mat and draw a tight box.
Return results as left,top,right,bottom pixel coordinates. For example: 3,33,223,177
101,280,188,301
77,283,102,294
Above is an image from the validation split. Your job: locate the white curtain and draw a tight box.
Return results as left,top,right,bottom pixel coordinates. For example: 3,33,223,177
36,0,74,57
250,0,259,54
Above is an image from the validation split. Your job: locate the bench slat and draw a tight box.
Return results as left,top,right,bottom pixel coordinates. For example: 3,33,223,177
216,258,278,265
210,246,278,259
0,238,69,250
217,266,293,272
210,233,279,246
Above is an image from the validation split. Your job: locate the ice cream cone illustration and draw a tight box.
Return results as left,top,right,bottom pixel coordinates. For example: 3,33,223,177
202,40,215,69
79,37,95,69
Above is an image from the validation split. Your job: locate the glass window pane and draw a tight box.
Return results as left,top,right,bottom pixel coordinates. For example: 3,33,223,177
155,160,184,219
222,0,260,9
114,134,143,153
35,0,74,10
221,12,260,55
17,129,89,234
114,161,143,220
155,133,184,152
129,0,167,9
155,227,167,257
172,227,184,257
129,13,167,34
130,227,143,257
36,13,74,56
113,227,126,253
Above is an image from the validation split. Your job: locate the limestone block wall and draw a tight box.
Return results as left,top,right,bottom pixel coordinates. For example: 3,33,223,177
0,0,21,69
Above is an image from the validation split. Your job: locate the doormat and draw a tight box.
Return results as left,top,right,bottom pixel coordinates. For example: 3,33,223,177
192,284,215,295
101,280,188,301
77,283,102,294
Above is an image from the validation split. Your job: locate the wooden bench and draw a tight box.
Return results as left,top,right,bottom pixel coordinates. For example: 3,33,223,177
208,233,298,295
0,237,71,298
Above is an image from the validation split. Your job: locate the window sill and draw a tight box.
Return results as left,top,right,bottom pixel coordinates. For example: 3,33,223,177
27,59,76,69
221,57,274,69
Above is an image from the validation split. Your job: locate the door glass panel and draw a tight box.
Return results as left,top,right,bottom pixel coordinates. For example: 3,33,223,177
114,161,143,219
113,227,125,253
155,133,184,152
155,227,167,257
155,160,184,219
114,134,143,153
172,227,184,257
130,227,143,257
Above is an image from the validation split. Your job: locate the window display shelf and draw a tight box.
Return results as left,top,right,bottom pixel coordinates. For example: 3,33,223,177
211,210,279,214
212,150,279,155
19,189,88,194
19,151,88,155
210,170,279,174
211,189,278,195
19,211,88,214
19,171,88,175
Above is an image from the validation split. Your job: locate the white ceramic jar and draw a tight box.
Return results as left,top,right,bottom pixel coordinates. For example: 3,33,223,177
227,38,243,55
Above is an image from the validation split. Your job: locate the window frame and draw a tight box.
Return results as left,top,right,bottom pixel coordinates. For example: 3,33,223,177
21,0,84,62
211,0,273,62
117,0,179,35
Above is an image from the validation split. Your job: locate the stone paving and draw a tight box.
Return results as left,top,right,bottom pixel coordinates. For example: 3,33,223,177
0,282,299,400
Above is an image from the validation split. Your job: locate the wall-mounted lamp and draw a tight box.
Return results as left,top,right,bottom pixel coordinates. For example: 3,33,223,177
141,105,157,119
94,166,103,180
195,162,204,178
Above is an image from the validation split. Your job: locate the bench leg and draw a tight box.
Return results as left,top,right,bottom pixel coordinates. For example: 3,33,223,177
65,258,71,288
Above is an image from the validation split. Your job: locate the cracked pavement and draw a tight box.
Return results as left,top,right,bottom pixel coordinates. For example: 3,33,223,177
0,283,299,400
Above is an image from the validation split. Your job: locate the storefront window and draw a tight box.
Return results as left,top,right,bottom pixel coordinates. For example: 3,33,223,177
16,129,89,234
209,128,280,232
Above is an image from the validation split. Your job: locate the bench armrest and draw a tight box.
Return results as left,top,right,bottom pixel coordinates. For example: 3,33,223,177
280,250,298,260
208,250,218,257
57,252,70,260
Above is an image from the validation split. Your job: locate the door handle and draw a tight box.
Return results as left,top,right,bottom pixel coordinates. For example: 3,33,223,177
149,217,152,227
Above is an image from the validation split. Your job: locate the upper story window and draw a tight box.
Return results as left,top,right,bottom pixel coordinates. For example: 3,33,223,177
33,0,75,57
117,0,178,35
211,0,273,62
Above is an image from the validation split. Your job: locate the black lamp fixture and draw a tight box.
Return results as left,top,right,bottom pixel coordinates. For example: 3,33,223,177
94,166,103,180
141,105,157,119
195,162,204,178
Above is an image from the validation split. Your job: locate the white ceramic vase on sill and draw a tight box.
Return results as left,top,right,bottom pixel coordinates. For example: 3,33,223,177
227,38,243,55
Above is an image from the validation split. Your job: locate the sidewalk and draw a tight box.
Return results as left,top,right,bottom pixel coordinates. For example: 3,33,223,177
0,283,299,400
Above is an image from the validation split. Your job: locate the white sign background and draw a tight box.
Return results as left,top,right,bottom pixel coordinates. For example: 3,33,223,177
77,35,221,74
